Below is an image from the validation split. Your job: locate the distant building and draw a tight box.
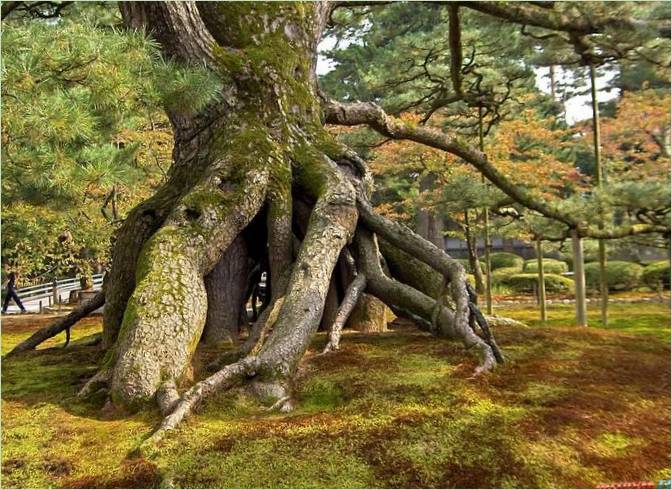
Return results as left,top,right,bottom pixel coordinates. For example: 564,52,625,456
444,237,535,259
444,237,667,263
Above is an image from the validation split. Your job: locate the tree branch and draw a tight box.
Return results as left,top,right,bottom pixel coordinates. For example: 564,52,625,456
460,1,670,38
324,99,670,239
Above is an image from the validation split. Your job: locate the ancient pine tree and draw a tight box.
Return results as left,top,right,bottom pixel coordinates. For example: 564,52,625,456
6,2,668,444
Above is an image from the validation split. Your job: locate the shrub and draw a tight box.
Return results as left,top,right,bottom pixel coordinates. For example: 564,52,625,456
500,273,575,294
584,261,643,291
490,252,524,271
642,261,670,290
491,267,524,284
523,259,568,274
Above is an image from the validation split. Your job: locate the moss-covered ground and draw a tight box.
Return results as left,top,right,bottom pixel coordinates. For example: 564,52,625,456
2,302,670,488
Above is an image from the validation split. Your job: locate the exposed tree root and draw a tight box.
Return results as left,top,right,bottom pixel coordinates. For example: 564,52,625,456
141,356,260,450
156,380,180,415
264,395,292,412
322,273,366,353
137,149,359,448
109,139,271,408
77,368,111,399
354,229,498,375
356,201,498,364
484,315,528,329
6,291,105,358
467,284,505,364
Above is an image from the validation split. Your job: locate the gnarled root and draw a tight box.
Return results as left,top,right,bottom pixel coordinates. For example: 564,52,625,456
467,284,504,364
142,147,358,447
322,272,366,353
354,228,499,375
142,356,260,449
156,380,180,416
484,315,528,329
6,291,105,358
208,293,286,372
77,368,112,399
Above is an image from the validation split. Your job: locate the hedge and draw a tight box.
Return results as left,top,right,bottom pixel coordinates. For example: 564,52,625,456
642,261,670,290
523,258,568,274
500,273,575,294
492,267,524,284
584,261,643,291
490,252,524,271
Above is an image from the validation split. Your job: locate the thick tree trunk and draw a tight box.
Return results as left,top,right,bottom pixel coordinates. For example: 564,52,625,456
203,235,251,344
104,1,351,410
55,2,502,434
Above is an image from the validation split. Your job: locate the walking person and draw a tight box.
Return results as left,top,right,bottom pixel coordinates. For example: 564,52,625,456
2,271,27,314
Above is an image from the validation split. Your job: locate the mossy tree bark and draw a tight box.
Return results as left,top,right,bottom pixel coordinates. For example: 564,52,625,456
22,2,502,437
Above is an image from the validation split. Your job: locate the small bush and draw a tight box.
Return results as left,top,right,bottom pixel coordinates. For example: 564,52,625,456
490,252,524,271
523,259,568,274
584,261,643,291
642,261,670,290
492,267,524,284
500,273,575,294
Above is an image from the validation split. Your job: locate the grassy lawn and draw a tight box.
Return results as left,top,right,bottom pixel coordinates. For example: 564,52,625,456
2,302,670,488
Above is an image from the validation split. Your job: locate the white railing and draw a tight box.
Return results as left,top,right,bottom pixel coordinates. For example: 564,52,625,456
9,273,105,305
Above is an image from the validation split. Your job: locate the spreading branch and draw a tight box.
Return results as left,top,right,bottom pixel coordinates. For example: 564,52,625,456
459,2,671,38
324,99,670,239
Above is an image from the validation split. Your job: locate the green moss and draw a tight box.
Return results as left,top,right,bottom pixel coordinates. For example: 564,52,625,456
298,379,344,411
521,382,571,406
182,188,226,214
292,142,328,196
3,301,669,487
516,436,601,487
587,432,642,458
